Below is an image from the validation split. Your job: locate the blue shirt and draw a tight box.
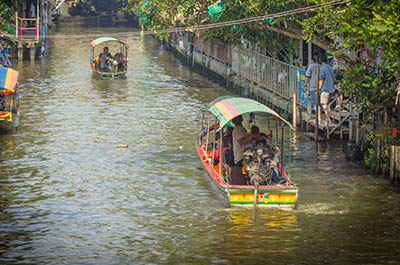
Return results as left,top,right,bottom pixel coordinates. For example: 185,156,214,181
319,63,335,94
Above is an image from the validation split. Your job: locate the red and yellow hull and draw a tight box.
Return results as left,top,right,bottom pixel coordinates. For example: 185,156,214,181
0,111,19,130
197,145,298,208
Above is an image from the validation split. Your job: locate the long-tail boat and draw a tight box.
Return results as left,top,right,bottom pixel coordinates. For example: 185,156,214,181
90,37,129,80
196,96,298,208
0,65,19,131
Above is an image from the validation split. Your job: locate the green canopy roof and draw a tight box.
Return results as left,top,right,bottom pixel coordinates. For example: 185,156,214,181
207,96,293,130
90,37,127,47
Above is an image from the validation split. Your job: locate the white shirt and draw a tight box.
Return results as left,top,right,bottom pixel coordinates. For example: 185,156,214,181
232,125,247,164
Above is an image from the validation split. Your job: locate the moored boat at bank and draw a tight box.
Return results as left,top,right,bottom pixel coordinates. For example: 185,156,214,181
0,65,19,131
196,96,298,208
90,37,129,80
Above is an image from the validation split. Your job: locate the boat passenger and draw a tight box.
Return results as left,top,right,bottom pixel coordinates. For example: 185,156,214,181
271,146,282,183
213,133,221,165
114,52,127,71
223,126,234,178
231,115,253,185
99,46,112,71
250,125,272,148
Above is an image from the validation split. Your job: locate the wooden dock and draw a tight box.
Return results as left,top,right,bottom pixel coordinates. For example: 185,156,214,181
304,99,357,141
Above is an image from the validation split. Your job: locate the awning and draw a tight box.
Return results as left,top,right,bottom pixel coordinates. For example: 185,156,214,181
207,96,293,130
90,37,128,47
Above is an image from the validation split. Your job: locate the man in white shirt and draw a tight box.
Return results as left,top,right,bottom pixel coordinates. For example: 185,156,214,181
231,115,252,185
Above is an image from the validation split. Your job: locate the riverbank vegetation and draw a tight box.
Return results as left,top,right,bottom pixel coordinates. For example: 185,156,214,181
0,0,21,28
127,0,400,177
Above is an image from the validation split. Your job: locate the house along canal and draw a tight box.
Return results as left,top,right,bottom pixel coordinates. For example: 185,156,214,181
0,26,399,265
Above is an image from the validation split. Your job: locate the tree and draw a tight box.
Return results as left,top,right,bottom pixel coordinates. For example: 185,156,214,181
0,0,24,31
304,0,400,174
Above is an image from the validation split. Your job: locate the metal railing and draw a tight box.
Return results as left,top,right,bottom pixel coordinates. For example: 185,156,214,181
231,46,299,101
15,17,40,41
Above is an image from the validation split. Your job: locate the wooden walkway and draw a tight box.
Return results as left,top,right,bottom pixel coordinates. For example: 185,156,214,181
305,98,356,140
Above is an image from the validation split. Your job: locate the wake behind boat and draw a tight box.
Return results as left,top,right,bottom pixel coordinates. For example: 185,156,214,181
196,96,298,208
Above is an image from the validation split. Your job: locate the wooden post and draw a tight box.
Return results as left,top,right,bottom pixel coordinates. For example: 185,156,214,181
356,115,360,145
17,43,23,61
307,42,312,66
376,139,381,175
292,92,297,130
15,12,18,38
327,105,330,140
29,43,35,61
391,145,400,184
315,69,320,142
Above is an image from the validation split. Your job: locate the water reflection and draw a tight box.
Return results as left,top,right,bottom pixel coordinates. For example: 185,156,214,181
91,78,128,102
0,24,400,265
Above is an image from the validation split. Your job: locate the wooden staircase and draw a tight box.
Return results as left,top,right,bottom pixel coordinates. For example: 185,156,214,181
306,98,357,140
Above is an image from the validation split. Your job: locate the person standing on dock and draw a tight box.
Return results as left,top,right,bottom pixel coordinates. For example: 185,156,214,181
319,54,335,125
305,53,321,113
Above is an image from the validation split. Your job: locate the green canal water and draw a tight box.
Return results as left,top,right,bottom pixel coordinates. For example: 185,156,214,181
1,26,399,265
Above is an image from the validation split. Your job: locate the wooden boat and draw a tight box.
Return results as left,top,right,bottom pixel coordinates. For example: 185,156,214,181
0,65,19,131
90,37,129,80
196,96,298,208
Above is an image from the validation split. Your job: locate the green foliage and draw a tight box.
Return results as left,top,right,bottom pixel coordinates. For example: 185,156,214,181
303,1,400,171
304,1,400,109
124,1,399,149
364,133,378,170
124,0,306,54
123,0,400,114
364,127,394,175
0,0,23,30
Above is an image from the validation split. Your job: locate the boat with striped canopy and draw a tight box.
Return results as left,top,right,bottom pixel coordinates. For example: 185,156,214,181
0,65,19,131
90,37,129,80
196,96,298,208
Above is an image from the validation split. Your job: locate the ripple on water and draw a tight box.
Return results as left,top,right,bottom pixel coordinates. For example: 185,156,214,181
1,29,400,265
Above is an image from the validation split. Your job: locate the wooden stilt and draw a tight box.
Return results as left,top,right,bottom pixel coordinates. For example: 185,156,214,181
391,145,400,184
29,44,35,61
17,44,23,61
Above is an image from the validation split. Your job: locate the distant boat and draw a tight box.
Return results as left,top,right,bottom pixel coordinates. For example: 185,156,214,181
0,65,19,131
196,96,298,208
90,37,129,80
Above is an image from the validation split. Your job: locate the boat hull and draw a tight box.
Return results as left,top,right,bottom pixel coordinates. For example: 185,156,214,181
0,111,19,131
197,145,298,208
92,70,126,80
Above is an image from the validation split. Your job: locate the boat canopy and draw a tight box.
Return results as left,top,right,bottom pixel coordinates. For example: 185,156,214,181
207,96,293,130
90,37,127,47
0,65,18,94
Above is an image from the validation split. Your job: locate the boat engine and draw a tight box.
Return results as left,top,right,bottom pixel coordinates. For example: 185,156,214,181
243,145,277,185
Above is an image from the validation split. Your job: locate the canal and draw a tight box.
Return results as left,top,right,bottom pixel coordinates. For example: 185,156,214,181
1,25,400,265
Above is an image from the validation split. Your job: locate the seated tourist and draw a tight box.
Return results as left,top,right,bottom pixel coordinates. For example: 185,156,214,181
99,46,112,71
114,52,127,71
250,125,272,147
